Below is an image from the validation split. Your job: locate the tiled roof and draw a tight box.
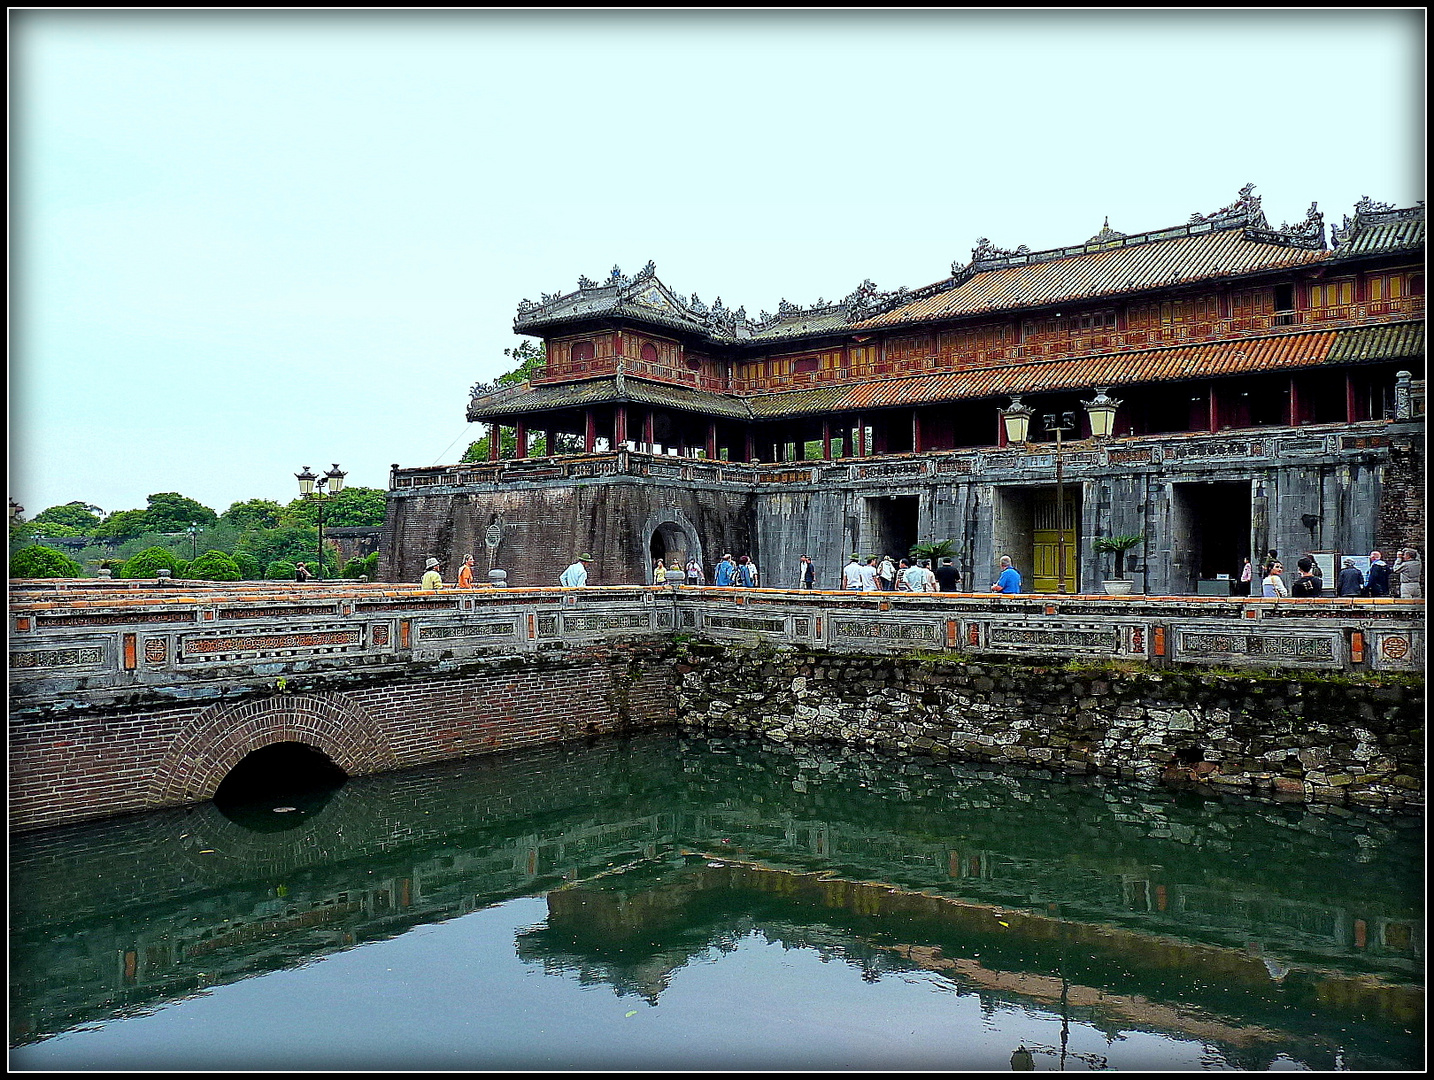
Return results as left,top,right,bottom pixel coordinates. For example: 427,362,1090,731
743,322,1422,418
471,323,1421,422
468,376,753,422
853,230,1329,332
1328,204,1425,259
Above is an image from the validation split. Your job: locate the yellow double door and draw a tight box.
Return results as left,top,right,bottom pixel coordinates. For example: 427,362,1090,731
1031,491,1077,593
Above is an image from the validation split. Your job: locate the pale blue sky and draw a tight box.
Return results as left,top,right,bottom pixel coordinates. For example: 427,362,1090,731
10,10,1425,519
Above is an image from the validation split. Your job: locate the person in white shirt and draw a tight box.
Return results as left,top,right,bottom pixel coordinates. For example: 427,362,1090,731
902,561,927,591
559,554,591,587
843,555,864,590
859,558,880,591
877,555,896,591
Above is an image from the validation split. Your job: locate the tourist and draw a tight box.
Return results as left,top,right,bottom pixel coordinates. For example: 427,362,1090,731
895,558,912,590
294,561,312,583
714,553,737,587
992,556,1022,594
559,554,591,587
798,554,816,589
1337,558,1365,597
859,557,879,592
1237,558,1253,596
918,560,939,592
1365,551,1391,597
1261,561,1289,598
457,555,476,589
877,554,896,591
685,558,705,585
737,555,759,587
1301,553,1323,584
420,557,443,591
842,554,863,590
1391,548,1422,598
903,559,932,592
1292,558,1322,598
653,559,667,585
934,557,961,592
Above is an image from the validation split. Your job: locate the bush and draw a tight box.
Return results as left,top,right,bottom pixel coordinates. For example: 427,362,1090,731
344,552,380,580
10,544,84,579
266,558,297,580
232,551,261,580
120,546,182,579
187,550,242,581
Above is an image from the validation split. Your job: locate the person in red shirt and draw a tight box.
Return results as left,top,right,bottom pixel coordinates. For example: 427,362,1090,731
457,555,476,589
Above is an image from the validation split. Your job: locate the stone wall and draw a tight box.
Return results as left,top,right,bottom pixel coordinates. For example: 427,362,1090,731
8,644,678,833
672,642,1424,814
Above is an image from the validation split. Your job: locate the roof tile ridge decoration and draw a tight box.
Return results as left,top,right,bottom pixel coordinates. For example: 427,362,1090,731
469,377,535,408
1330,196,1427,248
749,279,916,335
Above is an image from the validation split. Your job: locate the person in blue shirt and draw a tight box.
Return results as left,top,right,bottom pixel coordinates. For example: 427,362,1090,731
992,556,1022,595
713,553,737,587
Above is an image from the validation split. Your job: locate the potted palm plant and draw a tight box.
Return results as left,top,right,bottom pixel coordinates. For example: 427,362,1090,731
1092,534,1144,595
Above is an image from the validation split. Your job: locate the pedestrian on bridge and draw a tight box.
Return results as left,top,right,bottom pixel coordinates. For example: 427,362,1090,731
991,556,1022,594
420,557,443,591
714,553,737,586
560,554,591,587
457,555,476,589
798,554,816,589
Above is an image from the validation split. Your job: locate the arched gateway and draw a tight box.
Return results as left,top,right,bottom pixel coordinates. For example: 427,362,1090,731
640,508,703,580
148,693,402,808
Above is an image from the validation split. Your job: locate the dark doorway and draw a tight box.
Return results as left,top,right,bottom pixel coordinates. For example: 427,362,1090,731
1170,481,1253,593
649,522,691,580
214,742,347,831
865,496,919,562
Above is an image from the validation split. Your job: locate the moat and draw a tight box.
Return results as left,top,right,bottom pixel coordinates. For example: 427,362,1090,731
9,731,1422,1071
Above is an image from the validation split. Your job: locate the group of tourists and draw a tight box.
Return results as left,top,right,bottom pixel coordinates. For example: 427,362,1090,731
838,553,978,593
1253,547,1423,599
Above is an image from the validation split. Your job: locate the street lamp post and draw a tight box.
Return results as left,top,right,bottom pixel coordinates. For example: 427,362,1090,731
295,464,347,581
1042,411,1077,594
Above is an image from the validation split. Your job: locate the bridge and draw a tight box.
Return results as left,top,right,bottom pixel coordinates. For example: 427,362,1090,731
8,579,1424,831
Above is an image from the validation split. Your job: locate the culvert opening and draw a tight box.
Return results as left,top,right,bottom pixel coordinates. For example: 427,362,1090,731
214,742,348,831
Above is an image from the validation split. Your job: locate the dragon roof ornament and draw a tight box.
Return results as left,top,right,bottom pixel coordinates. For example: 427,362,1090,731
1331,195,1425,246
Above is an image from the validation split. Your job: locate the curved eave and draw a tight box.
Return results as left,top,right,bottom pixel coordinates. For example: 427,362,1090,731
468,375,754,423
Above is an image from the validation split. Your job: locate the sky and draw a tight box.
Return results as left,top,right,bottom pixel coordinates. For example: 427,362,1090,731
9,9,1425,520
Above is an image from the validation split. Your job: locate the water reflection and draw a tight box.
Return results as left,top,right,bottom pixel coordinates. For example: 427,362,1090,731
10,732,1422,1069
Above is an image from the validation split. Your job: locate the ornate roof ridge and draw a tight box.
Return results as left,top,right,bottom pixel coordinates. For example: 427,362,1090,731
1330,196,1426,247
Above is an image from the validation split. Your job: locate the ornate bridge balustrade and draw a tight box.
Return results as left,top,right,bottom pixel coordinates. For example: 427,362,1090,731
8,581,1423,706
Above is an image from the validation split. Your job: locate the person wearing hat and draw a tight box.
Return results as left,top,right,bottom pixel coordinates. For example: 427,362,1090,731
560,554,592,587
294,561,312,583
420,557,443,591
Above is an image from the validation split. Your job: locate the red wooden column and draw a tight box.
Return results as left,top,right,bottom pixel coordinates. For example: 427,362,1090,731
1207,385,1219,433
1345,372,1359,422
706,420,718,460
822,419,832,460
643,410,655,453
543,427,555,456
514,420,528,459
745,428,757,462
614,405,628,449
856,415,867,457
1288,378,1300,426
489,422,501,461
913,408,923,452
584,409,597,452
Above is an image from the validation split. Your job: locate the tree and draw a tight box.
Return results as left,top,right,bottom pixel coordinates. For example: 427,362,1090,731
142,492,218,533
232,550,261,579
31,501,104,534
119,546,182,579
10,544,83,579
91,509,152,543
221,498,284,531
463,341,579,461
265,558,298,580
281,486,386,529
187,550,242,581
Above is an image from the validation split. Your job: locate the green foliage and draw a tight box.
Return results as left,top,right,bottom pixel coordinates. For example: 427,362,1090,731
232,550,261,579
187,549,242,581
340,551,380,580
91,508,152,543
31,522,85,538
32,501,104,533
120,546,182,579
464,342,593,461
497,339,547,385
266,558,298,580
1092,534,1145,577
281,486,386,528
909,539,959,563
142,492,218,533
10,544,84,579
221,498,284,531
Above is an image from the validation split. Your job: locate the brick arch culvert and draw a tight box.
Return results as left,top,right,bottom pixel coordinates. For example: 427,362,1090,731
148,692,403,809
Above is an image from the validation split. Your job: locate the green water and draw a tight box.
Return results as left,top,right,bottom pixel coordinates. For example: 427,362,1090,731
8,732,1423,1070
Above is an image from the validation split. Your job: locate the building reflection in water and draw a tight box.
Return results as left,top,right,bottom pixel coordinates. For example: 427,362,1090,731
9,733,1422,1069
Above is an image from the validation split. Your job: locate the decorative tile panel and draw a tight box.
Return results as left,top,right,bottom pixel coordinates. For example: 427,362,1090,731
833,619,940,643
987,624,1120,653
418,621,518,640
180,627,364,663
10,646,106,671
562,612,649,632
706,614,787,634
1175,630,1339,666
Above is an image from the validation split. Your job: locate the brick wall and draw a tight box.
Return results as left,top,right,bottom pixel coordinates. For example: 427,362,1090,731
9,644,680,833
